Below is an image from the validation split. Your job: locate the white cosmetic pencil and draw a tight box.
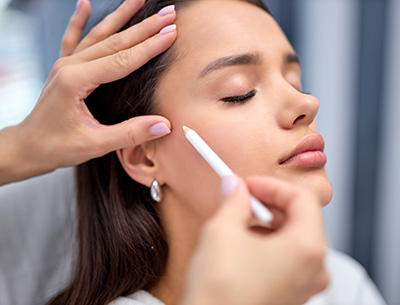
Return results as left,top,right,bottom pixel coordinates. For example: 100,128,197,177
183,126,273,224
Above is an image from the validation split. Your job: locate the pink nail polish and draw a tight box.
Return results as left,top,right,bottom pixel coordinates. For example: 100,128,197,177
157,5,175,16
149,122,171,136
159,24,176,35
221,175,238,196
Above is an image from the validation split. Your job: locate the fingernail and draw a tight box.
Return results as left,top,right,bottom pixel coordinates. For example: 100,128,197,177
159,24,176,35
76,0,83,10
149,122,171,136
157,5,175,16
221,175,238,196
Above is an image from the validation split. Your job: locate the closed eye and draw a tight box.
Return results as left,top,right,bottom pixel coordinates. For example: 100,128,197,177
221,90,256,103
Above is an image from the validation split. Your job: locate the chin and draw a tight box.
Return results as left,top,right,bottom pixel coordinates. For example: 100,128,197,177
283,169,333,207
313,179,333,207
303,172,333,207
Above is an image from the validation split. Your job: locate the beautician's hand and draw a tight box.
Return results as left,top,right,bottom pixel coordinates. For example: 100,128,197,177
181,176,329,305
0,0,176,186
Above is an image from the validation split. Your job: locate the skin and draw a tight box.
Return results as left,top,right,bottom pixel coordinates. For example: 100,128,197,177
180,175,328,305
0,1,328,304
118,1,333,304
0,0,176,186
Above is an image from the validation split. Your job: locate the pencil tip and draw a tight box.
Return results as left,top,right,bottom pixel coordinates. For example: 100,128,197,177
182,126,190,134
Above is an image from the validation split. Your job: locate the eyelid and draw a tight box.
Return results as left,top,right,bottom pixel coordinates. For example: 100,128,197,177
221,90,256,103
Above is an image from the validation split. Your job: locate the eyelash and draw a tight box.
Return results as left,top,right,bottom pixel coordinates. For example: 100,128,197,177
221,90,256,103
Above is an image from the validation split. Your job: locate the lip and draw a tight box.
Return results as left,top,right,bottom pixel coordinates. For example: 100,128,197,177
279,134,327,168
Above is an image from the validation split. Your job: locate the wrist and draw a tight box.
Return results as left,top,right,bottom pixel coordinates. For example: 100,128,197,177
0,126,22,185
0,124,53,185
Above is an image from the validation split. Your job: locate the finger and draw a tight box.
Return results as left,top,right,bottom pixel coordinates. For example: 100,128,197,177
60,0,91,57
246,176,324,237
73,8,176,63
74,0,146,53
68,25,177,95
90,115,172,153
212,175,253,226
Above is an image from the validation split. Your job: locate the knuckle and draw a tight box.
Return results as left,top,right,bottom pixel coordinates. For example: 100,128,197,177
135,43,152,62
61,35,74,51
53,57,69,72
138,18,156,37
125,125,140,147
54,66,76,91
112,49,134,69
88,25,106,41
302,242,327,270
105,33,123,53
318,269,330,293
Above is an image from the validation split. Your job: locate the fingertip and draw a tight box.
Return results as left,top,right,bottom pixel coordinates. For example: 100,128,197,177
121,116,172,146
221,175,238,197
217,176,253,224
221,175,250,209
157,4,175,17
149,122,171,137
75,0,83,11
73,0,91,28
159,24,177,36
76,0,91,14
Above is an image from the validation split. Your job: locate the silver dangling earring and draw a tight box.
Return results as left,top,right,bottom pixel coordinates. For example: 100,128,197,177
150,180,162,203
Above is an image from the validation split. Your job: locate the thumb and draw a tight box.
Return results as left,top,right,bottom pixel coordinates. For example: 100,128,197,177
95,115,171,152
213,175,253,225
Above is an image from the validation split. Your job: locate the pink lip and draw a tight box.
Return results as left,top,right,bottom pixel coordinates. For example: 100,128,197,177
279,134,327,168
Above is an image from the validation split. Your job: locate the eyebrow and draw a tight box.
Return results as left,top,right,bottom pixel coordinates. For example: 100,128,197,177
199,52,300,78
285,53,301,66
199,53,261,78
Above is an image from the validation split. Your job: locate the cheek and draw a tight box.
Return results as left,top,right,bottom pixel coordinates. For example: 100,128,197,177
155,129,223,221
154,118,280,222
153,91,281,220
208,115,280,178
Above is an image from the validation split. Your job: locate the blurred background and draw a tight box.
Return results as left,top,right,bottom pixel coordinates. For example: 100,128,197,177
0,0,399,304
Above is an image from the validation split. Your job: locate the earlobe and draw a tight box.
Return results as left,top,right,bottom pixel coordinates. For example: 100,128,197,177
116,143,158,188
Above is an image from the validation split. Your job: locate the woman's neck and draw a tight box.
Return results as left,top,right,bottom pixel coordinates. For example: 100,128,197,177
150,197,204,305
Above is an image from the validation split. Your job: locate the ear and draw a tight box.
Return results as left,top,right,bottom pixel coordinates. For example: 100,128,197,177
116,142,159,188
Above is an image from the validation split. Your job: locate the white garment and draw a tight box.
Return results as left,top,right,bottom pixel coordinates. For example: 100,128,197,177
307,250,387,305
109,250,387,305
109,291,163,305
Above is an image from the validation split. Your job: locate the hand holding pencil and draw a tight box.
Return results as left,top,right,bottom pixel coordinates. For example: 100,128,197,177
180,175,329,305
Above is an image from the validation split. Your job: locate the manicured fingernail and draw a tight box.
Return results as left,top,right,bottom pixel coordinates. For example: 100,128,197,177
157,5,175,16
149,122,171,136
159,24,176,35
221,175,238,196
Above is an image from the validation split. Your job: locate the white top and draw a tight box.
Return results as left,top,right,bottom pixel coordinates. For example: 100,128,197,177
109,250,387,305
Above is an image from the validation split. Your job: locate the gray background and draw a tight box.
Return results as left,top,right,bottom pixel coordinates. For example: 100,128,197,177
0,0,399,304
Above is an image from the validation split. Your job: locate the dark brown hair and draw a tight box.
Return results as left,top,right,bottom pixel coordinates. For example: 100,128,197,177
49,1,269,304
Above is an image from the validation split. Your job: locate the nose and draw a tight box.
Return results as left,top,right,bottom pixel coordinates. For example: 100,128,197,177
277,85,320,129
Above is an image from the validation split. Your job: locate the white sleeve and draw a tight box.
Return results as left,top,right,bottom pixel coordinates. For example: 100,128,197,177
305,249,387,305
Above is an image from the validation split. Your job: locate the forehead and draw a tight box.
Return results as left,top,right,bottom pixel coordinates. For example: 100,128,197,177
170,0,294,72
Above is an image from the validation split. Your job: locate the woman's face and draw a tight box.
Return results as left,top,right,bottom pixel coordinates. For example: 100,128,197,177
152,0,332,224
